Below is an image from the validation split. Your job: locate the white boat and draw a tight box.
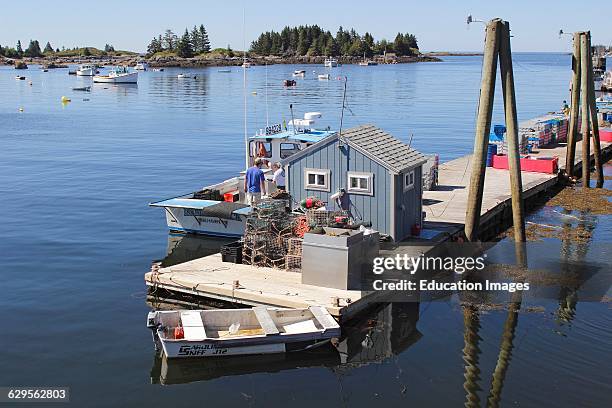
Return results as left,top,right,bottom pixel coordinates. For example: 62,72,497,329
93,67,138,83
177,73,194,79
242,62,251,68
292,70,306,77
147,306,340,358
134,61,149,71
318,74,330,80
358,53,378,66
76,63,97,76
152,68,164,72
324,57,338,68
150,111,336,237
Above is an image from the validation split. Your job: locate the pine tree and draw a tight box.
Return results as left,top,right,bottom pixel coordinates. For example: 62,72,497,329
199,24,210,53
82,47,91,56
147,37,162,55
16,40,23,57
163,29,177,51
43,41,54,54
190,25,201,54
24,40,42,57
177,29,194,58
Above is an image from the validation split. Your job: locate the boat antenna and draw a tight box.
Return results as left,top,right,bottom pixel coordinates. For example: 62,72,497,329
289,103,297,136
243,8,249,171
338,76,348,141
408,133,414,147
265,63,269,126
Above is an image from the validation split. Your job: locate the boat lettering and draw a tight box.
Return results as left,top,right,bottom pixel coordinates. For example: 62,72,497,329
178,344,228,356
265,123,282,135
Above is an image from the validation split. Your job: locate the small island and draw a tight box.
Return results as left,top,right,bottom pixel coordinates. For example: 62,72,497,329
1,24,441,68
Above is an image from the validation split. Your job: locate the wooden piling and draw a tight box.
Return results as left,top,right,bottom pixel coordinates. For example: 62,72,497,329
586,32,604,188
465,19,502,242
499,21,526,243
566,33,582,176
580,33,591,188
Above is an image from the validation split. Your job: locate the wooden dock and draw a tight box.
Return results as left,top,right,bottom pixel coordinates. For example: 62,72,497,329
146,137,611,321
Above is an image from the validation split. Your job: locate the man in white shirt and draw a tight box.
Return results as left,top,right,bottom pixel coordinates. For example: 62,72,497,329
271,162,285,191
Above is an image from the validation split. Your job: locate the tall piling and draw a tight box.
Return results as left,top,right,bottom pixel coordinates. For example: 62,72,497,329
566,33,582,176
579,33,591,188
586,33,604,188
499,21,526,243
465,19,501,242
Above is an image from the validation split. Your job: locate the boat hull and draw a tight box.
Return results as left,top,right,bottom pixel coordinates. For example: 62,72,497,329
93,72,138,83
76,68,95,76
163,206,246,238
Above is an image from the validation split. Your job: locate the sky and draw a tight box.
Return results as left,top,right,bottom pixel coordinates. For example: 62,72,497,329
2,0,610,53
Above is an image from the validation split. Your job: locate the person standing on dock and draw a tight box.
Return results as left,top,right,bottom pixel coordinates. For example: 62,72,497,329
245,158,266,205
272,162,285,191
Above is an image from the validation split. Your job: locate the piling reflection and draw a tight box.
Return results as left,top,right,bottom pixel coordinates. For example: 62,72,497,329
149,302,421,385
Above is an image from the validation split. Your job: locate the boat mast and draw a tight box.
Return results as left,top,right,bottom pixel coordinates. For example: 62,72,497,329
243,9,249,170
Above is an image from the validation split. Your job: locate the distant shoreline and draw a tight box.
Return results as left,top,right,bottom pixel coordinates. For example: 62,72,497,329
1,54,441,69
424,52,483,56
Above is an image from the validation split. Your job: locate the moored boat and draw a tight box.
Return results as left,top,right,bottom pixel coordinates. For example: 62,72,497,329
135,61,149,71
149,111,335,237
602,71,612,92
93,67,138,84
147,306,340,358
318,73,330,80
324,57,338,68
292,69,306,77
76,63,97,76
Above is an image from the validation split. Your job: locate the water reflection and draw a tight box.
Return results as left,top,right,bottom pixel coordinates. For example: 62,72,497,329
159,233,233,268
149,302,421,385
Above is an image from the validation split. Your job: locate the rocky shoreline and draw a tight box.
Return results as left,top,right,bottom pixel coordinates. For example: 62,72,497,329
2,54,441,69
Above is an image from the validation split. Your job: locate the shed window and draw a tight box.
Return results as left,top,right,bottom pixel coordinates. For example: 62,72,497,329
404,170,415,191
347,172,373,195
304,168,330,192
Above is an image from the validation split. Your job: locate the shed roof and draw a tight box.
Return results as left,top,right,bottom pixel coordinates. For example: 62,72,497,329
340,125,426,173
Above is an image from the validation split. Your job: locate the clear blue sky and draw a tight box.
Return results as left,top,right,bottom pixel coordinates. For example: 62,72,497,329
2,0,610,53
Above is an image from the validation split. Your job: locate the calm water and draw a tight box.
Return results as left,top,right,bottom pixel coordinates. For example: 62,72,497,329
1,55,611,407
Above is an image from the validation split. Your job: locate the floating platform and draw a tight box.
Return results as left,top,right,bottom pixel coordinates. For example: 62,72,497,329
146,124,611,320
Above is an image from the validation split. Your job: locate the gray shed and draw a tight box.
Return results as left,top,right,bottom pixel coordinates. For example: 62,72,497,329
283,124,426,241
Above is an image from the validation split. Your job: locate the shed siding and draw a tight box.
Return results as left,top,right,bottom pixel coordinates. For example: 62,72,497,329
287,139,420,240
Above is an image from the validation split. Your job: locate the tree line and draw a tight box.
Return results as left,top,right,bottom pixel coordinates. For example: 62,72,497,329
147,25,211,57
249,25,418,57
0,40,116,58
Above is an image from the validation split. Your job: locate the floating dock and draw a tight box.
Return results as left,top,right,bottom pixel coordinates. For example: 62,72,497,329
146,128,611,321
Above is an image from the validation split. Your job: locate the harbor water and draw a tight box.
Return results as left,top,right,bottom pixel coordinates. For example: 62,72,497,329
1,54,611,407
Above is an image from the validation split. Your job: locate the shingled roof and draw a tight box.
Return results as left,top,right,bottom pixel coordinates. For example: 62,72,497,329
340,124,426,173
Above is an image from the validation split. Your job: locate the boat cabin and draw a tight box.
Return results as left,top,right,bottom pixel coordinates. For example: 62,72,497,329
282,125,426,242
248,112,335,167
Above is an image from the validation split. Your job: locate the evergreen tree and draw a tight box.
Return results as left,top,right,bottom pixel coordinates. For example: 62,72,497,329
43,41,54,54
199,24,210,53
177,29,194,58
82,47,91,56
190,25,201,53
162,29,177,50
16,40,23,57
104,43,115,53
56,48,60,52
24,40,42,57
147,37,162,55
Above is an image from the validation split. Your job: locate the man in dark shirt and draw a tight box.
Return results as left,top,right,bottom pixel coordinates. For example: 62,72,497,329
244,158,266,205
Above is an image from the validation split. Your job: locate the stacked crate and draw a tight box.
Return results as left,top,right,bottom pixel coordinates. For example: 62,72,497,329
490,124,529,155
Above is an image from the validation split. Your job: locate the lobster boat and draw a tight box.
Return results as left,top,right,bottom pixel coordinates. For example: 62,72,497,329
149,111,336,237
147,306,340,358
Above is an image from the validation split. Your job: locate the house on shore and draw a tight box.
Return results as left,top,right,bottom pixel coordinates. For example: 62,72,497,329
282,124,426,242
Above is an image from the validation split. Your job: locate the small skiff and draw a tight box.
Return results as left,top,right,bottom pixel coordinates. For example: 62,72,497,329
318,74,330,80
147,306,340,358
293,69,306,77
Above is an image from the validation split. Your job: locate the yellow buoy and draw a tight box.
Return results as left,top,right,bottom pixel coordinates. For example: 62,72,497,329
251,91,257,95
61,96,71,103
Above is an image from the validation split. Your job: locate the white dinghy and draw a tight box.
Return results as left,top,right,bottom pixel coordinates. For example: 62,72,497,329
147,306,340,358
